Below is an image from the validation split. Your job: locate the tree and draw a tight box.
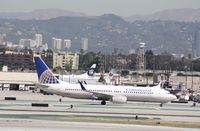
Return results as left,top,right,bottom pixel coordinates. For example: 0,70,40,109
65,59,73,72
145,50,154,70
121,70,129,77
98,74,105,83
79,51,97,69
155,52,173,70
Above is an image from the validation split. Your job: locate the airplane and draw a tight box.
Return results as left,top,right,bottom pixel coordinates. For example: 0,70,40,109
34,56,177,106
58,63,100,83
59,64,116,85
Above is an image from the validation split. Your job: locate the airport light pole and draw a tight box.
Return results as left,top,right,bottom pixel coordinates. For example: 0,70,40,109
184,66,188,91
191,60,194,91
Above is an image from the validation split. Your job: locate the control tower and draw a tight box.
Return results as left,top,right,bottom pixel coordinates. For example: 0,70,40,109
136,42,145,71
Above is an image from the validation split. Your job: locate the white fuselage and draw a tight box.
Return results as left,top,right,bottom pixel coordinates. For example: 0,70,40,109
39,81,176,104
58,74,100,84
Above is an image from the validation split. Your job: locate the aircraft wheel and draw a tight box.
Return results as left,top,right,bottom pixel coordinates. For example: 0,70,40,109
160,103,163,107
59,98,62,102
101,100,106,105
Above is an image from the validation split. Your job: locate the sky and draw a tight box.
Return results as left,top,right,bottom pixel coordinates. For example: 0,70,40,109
0,0,200,16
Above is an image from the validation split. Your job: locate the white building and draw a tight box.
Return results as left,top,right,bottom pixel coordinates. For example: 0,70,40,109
30,39,36,48
19,39,26,47
19,39,34,49
53,52,79,70
5,41,13,48
35,34,43,47
0,34,6,45
52,37,62,51
63,39,71,50
40,43,48,51
81,37,88,51
128,49,135,54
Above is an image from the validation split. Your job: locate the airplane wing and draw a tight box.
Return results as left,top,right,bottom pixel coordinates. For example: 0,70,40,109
79,81,112,100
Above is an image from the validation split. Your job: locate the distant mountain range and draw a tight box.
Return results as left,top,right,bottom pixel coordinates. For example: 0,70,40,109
0,13,199,55
0,8,86,20
0,8,200,54
0,8,200,22
126,8,200,22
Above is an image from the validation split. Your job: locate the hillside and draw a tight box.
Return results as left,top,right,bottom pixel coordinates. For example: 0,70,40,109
0,14,199,54
126,8,200,22
0,8,86,20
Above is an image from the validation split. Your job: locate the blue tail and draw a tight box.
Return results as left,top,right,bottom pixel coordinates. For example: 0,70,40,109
34,56,59,84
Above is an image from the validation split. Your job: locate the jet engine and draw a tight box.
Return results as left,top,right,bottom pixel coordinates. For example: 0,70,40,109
111,96,127,104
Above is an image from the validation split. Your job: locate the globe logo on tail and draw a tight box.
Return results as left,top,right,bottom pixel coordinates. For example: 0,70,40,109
39,70,59,84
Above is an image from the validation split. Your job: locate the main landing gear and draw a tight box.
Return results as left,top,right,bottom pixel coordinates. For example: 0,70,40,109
101,100,106,105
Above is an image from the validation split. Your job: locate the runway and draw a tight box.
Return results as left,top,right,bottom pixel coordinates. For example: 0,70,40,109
0,91,200,130
0,119,200,131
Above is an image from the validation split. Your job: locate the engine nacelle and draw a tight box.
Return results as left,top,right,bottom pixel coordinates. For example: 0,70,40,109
111,96,127,104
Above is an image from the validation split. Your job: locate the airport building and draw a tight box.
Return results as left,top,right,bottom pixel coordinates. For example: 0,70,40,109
53,52,79,70
0,51,79,91
0,51,34,70
0,71,37,91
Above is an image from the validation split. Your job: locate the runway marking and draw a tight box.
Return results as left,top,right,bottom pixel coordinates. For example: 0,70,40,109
0,108,200,118
0,113,199,128
0,102,200,112
161,108,200,112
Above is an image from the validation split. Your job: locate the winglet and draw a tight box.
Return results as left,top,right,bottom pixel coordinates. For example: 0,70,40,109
78,81,86,91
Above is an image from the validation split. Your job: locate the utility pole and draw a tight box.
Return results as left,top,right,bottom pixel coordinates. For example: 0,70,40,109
185,66,188,90
191,61,194,91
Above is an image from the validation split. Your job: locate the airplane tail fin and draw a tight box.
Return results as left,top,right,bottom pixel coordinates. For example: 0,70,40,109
34,56,59,84
86,64,96,76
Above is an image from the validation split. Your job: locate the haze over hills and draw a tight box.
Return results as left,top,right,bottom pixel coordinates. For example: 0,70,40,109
0,8,200,22
126,8,200,22
0,13,199,54
0,8,86,20
0,8,200,54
